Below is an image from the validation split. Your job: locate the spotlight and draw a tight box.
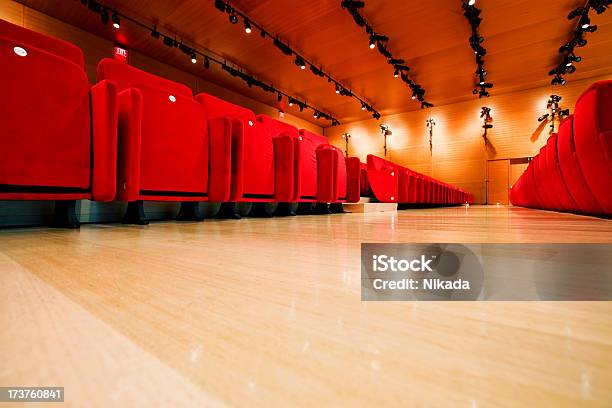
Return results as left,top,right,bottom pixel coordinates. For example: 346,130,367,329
341,0,365,8
151,26,160,39
567,7,585,20
229,13,238,24
277,92,282,102
111,13,120,29
295,57,306,70
214,0,226,12
369,36,376,49
203,56,210,69
393,68,399,78
580,15,590,29
335,85,341,94
163,36,173,47
469,0,476,5
288,98,295,107
244,19,252,34
361,103,366,110
314,111,320,119
191,54,197,64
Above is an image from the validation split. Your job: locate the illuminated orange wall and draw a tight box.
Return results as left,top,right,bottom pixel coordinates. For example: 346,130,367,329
325,74,612,203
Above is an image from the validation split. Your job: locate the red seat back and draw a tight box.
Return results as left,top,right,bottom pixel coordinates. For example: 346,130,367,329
0,19,91,190
98,58,208,194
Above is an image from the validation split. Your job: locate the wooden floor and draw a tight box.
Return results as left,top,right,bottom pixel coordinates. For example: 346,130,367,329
1,206,612,407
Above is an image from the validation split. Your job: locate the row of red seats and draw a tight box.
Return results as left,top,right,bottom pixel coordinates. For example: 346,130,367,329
346,155,473,205
0,19,473,227
510,81,612,217
0,19,353,225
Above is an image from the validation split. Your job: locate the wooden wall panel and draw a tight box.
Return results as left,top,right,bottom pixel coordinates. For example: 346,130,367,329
487,160,510,205
0,0,22,24
326,73,612,204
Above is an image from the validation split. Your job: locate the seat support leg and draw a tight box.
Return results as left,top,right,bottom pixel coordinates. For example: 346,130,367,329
123,201,149,225
52,200,80,229
176,202,204,221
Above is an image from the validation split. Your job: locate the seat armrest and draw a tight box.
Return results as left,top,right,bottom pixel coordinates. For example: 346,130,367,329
116,87,142,202
207,116,235,202
273,134,295,202
90,79,119,202
345,157,361,203
315,146,335,203
291,136,303,202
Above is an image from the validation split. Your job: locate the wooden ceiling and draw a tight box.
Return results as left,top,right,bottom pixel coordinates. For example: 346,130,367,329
17,0,612,126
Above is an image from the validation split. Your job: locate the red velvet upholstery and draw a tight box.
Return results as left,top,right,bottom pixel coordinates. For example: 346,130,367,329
511,81,611,216
557,116,603,214
257,115,300,202
545,134,578,212
98,58,231,202
296,129,332,202
345,157,362,203
573,80,612,213
0,19,117,201
196,95,295,202
366,155,399,203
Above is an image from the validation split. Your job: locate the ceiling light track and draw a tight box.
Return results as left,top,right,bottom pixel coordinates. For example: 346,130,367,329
462,1,493,98
548,0,610,86
79,0,339,125
340,0,433,110
213,0,379,120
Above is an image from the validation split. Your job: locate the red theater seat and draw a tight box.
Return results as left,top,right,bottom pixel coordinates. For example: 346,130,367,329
512,81,611,217
572,80,612,213
557,116,604,215
97,58,233,223
195,95,295,208
296,129,339,204
544,133,578,212
0,19,118,227
366,155,399,203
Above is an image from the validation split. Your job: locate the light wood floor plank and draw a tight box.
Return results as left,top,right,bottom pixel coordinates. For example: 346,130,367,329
1,206,611,406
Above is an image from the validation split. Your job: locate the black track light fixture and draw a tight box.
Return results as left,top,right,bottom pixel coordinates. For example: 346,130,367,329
552,1,610,84
294,57,306,70
244,19,252,34
341,2,432,109
463,1,492,98
111,12,120,29
82,0,340,126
